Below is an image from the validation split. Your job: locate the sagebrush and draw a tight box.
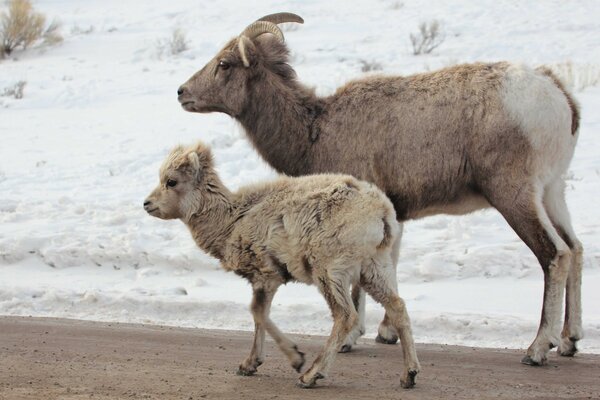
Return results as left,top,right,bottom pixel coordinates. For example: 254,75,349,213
2,80,25,98
156,28,189,58
410,20,444,55
0,0,62,57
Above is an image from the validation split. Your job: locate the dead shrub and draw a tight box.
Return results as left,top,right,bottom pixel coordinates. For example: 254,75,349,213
156,28,189,58
410,20,444,55
0,0,62,57
2,80,26,98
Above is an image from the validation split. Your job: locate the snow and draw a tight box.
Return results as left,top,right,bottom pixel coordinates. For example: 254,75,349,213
1,0,600,353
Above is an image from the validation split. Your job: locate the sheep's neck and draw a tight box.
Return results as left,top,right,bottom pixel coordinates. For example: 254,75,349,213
185,186,235,261
238,78,322,176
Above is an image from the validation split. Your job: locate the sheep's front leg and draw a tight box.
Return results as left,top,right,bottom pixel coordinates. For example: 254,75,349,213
237,285,271,376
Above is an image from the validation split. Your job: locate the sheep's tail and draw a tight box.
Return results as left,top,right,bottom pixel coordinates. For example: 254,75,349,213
536,66,581,136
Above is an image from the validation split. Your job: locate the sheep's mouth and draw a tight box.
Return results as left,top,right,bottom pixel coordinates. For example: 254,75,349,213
145,207,159,215
180,101,196,111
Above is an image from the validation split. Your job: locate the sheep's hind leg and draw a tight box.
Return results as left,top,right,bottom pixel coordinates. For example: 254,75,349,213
361,262,420,389
376,227,402,345
543,179,584,357
299,270,357,388
485,181,570,366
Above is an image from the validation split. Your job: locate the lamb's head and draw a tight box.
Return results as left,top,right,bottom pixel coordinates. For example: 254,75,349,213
177,12,303,116
144,142,214,221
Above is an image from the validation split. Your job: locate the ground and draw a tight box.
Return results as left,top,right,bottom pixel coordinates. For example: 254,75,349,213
1,316,598,400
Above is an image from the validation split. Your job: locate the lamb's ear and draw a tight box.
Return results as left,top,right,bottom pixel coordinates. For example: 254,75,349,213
237,35,257,67
187,152,201,172
193,142,214,167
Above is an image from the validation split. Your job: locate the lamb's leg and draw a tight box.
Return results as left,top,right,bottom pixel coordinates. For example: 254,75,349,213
263,316,306,373
543,179,584,356
237,285,271,376
239,283,305,374
299,271,357,388
339,284,365,353
485,181,571,365
361,260,420,389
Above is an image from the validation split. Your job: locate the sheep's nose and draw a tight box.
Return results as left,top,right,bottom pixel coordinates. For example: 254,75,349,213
143,200,151,208
177,86,186,96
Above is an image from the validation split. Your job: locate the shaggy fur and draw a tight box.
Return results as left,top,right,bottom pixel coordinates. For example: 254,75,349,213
144,142,421,389
177,16,583,365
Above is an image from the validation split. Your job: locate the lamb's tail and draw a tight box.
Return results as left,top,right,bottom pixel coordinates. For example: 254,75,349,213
536,66,581,136
377,206,399,250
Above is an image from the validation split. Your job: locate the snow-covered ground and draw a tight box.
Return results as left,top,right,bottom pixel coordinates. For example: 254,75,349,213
1,0,600,353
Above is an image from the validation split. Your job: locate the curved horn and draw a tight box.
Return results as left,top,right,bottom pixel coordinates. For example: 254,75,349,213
240,20,284,42
257,12,304,25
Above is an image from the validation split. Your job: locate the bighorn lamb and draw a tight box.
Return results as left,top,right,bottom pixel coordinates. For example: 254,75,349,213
143,142,420,388
177,13,582,366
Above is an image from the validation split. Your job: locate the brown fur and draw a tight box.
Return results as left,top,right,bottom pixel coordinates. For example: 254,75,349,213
144,142,420,388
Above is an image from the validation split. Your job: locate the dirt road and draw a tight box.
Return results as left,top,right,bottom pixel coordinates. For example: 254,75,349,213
0,316,598,399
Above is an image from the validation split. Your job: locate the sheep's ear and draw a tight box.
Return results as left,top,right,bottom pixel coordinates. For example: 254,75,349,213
237,35,257,67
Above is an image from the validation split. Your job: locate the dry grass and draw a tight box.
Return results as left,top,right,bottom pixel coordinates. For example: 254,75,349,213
410,20,445,55
0,0,62,57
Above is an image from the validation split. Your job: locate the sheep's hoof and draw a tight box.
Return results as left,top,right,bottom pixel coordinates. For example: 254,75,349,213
338,344,352,353
558,338,578,357
296,372,324,389
400,369,418,389
375,334,398,345
520,355,546,366
291,347,306,373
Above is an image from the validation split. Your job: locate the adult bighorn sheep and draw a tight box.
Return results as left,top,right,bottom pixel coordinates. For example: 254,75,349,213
144,141,420,388
177,12,582,366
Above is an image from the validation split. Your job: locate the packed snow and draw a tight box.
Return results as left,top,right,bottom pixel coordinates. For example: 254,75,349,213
1,0,600,353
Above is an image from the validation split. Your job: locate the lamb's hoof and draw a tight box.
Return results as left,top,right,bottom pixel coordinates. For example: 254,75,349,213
296,372,324,388
338,344,352,353
400,369,418,389
236,366,257,376
375,334,398,345
558,338,579,357
291,347,306,373
520,355,546,366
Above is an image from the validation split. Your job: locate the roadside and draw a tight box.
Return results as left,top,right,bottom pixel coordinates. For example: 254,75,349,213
1,316,598,400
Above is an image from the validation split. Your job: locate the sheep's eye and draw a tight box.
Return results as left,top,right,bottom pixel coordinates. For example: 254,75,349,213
166,179,177,188
218,60,230,70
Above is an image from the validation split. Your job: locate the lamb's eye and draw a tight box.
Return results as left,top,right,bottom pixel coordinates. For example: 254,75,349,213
166,179,177,188
218,60,230,70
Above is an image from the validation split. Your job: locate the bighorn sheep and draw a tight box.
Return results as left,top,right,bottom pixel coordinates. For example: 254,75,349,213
176,13,583,366
143,142,420,388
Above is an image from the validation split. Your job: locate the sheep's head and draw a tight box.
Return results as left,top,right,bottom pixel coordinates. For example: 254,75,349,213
177,12,303,116
144,142,214,221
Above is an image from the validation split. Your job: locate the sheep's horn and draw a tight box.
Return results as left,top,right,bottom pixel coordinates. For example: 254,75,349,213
240,21,284,42
257,12,304,25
